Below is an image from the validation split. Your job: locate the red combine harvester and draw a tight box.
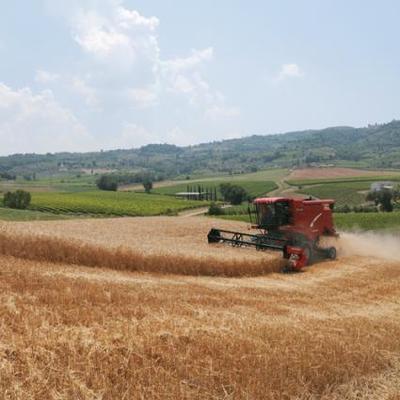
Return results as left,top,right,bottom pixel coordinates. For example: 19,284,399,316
208,197,338,272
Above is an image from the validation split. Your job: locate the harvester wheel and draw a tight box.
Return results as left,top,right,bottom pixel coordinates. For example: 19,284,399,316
302,245,313,266
282,265,293,274
327,246,337,260
207,229,221,243
283,246,290,259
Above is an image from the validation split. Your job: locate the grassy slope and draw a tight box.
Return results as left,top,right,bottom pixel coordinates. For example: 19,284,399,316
3,168,398,220
175,168,289,183
28,191,208,217
287,174,400,187
154,180,278,198
129,168,287,192
297,181,370,206
0,207,73,221
0,176,96,193
334,211,400,231
149,168,287,198
287,175,400,208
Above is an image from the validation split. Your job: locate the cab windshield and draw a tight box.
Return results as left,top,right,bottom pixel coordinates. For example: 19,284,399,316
256,201,290,228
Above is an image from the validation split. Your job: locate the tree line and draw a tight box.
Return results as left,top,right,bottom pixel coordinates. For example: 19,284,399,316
96,173,155,193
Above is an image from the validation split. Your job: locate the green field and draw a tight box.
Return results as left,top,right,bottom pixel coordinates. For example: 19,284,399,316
2,167,400,223
287,174,400,187
296,181,371,207
153,180,278,198
0,169,285,220
178,168,289,183
128,168,287,194
0,207,74,221
334,212,400,231
0,175,97,194
26,191,207,217
226,168,288,182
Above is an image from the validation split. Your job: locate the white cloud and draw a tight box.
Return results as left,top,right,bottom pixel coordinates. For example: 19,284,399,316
35,71,99,109
67,3,236,119
127,86,158,108
0,83,93,155
117,122,152,147
71,4,160,69
163,47,213,72
162,48,214,99
161,48,239,119
205,104,241,120
118,124,200,148
74,11,129,58
71,77,98,107
36,0,239,152
117,123,198,148
164,126,212,146
35,70,60,83
277,63,304,81
116,7,159,31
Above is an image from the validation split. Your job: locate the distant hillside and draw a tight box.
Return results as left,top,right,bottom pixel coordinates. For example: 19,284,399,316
1,120,400,179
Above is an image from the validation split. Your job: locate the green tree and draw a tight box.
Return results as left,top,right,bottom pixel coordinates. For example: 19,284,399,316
3,190,31,209
208,202,224,215
219,183,249,205
96,175,118,191
366,189,393,212
143,179,153,193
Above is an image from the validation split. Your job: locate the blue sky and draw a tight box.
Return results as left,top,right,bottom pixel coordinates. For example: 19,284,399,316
0,0,399,155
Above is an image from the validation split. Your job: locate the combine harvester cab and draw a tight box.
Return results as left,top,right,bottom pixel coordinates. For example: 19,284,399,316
208,197,338,272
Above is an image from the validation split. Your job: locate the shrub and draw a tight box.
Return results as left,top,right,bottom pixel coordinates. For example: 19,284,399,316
143,179,153,193
208,203,224,216
219,183,249,205
366,189,393,212
3,190,31,209
97,175,118,191
336,204,378,213
0,172,16,180
164,208,176,216
353,205,378,213
340,204,351,213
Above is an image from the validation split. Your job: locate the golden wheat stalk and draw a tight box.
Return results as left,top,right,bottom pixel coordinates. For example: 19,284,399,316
0,232,284,277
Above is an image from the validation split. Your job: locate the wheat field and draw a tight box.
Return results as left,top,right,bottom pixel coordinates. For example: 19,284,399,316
0,217,284,276
0,217,400,399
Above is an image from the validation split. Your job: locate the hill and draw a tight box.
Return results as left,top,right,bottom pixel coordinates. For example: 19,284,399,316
1,120,400,180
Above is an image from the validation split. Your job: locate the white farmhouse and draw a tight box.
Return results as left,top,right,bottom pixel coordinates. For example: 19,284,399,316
370,181,394,192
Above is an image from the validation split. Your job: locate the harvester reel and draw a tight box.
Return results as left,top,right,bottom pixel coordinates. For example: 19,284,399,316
231,233,244,247
326,246,337,260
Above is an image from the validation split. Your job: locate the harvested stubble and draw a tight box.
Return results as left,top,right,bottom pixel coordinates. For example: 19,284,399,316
1,254,400,399
0,217,284,276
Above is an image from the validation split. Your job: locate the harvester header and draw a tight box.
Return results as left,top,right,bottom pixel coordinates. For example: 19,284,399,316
208,196,338,272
